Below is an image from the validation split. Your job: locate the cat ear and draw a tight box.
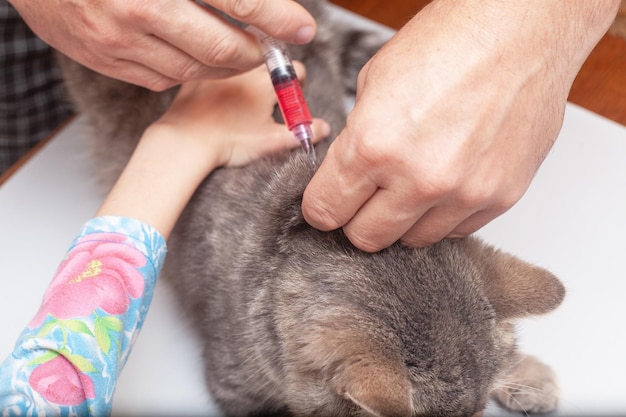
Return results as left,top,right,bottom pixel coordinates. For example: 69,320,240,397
460,237,565,320
335,356,413,417
296,321,413,417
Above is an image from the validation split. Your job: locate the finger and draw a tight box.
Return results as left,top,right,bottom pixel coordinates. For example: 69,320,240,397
232,63,275,92
399,206,477,248
447,207,509,238
309,119,331,144
114,34,244,89
92,57,180,91
205,0,316,44
269,118,330,152
292,61,308,84
144,2,264,75
302,143,378,232
311,118,331,143
341,189,430,252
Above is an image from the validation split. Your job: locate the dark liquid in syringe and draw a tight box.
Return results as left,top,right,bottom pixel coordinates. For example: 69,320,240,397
269,67,312,130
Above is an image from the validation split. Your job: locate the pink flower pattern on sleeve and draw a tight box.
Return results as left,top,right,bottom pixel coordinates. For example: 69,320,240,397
0,216,166,417
29,234,146,328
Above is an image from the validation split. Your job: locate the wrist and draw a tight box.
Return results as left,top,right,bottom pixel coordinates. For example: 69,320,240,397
141,123,222,178
96,126,221,239
458,0,620,77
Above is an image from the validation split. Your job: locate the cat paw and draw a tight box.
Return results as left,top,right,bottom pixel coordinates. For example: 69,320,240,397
491,354,560,414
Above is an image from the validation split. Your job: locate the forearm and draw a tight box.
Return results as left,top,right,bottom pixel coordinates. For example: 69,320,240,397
0,217,166,416
431,0,620,80
0,129,215,414
0,60,308,415
96,124,220,240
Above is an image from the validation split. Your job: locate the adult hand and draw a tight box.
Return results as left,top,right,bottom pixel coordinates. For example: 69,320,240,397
302,0,619,252
9,0,316,91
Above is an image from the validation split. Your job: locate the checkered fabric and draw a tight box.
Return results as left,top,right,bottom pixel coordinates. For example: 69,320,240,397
1,1,74,175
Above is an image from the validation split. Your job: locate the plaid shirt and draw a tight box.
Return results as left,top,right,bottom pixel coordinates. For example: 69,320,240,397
0,1,74,175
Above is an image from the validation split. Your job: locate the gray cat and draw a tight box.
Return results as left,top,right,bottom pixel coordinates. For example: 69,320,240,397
57,1,565,416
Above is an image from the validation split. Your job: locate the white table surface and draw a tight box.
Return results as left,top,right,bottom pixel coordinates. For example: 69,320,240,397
1,12,625,417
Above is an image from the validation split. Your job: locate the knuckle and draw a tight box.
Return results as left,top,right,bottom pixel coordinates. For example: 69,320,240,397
449,227,476,239
349,130,397,172
120,0,162,25
203,33,245,68
121,0,145,22
144,77,177,92
455,185,492,210
171,60,205,82
455,179,526,214
400,226,444,248
302,198,344,232
87,25,126,52
78,49,104,69
400,235,435,248
343,219,396,253
400,158,463,203
224,0,265,21
416,174,458,203
346,230,386,253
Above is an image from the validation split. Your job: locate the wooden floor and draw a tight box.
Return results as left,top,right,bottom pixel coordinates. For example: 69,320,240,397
332,0,626,127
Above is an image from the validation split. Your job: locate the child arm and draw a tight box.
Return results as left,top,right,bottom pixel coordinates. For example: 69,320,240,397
0,63,328,415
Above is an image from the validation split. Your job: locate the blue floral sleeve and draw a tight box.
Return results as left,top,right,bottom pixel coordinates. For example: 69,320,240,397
0,216,167,416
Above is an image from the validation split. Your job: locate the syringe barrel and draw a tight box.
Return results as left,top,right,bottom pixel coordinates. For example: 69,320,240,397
257,35,292,73
247,26,315,154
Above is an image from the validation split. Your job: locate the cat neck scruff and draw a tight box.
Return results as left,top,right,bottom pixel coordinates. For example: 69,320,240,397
56,1,566,415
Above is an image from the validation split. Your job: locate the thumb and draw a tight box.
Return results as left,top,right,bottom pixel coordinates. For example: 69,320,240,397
206,0,316,44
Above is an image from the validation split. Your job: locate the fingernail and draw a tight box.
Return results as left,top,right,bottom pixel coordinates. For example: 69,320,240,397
294,25,316,44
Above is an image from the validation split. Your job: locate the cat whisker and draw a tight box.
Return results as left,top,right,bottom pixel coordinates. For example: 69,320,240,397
495,388,532,417
498,380,557,400
498,381,543,393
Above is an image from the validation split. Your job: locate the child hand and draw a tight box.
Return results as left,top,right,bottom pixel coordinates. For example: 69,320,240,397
101,62,328,239
148,63,330,170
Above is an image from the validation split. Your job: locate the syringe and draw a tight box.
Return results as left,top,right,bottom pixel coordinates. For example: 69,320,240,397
247,27,315,155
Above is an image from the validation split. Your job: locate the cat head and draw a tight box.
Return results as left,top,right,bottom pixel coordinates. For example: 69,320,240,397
259,154,565,416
